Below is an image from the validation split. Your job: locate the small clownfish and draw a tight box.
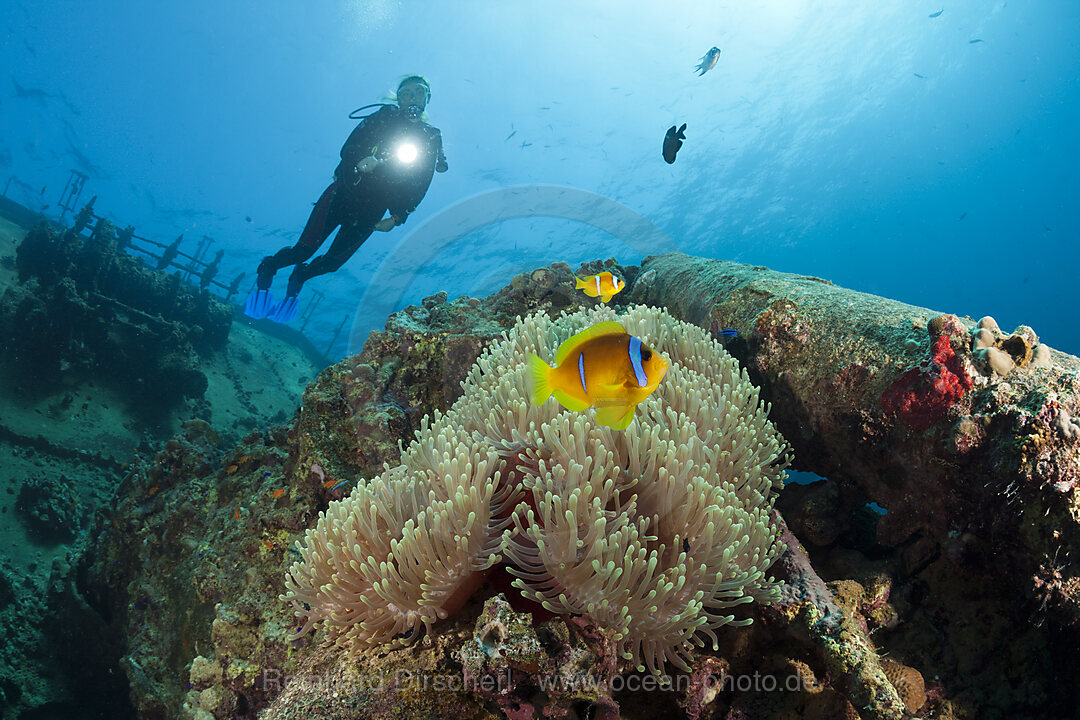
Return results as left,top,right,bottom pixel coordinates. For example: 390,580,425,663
574,272,625,303
526,321,669,430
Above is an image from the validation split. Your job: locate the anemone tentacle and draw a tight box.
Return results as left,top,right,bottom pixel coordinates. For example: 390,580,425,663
282,306,790,670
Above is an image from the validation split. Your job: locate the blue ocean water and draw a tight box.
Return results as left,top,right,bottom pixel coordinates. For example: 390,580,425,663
2,1,1077,357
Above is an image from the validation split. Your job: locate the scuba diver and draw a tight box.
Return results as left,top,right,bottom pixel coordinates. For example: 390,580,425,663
245,75,448,322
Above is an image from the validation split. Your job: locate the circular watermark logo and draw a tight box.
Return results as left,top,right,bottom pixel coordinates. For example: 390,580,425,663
346,185,680,355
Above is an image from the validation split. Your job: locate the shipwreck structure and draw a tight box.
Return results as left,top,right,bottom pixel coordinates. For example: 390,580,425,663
1,217,233,409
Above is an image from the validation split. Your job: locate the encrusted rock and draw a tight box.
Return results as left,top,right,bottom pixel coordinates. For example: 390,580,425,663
459,594,620,720
880,658,927,714
16,476,81,541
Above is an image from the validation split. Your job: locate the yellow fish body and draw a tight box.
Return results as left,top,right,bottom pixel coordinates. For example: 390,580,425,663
526,321,669,430
574,271,625,303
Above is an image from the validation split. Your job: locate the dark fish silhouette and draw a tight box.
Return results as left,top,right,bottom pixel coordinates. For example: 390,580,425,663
929,9,943,17
694,47,721,76
662,123,687,164
913,73,926,78
969,38,983,43
505,129,516,141
958,212,968,221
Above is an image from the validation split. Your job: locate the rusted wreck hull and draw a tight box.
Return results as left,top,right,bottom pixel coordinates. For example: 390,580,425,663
632,252,1080,631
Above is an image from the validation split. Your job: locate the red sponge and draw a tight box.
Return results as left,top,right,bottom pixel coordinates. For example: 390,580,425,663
881,335,973,430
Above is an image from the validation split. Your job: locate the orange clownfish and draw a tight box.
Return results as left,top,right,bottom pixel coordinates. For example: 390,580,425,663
574,272,625,304
526,321,669,430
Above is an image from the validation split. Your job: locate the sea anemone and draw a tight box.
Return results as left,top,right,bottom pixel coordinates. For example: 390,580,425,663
282,306,790,673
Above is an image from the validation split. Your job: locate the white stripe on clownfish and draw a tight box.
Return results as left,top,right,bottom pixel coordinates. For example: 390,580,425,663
628,336,647,387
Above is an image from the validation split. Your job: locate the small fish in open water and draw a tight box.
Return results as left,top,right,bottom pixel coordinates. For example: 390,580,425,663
663,123,687,164
695,47,721,76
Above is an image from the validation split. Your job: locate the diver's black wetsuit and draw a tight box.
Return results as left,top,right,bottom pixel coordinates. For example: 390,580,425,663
260,105,446,294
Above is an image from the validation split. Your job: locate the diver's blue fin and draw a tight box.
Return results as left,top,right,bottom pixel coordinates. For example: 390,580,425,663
243,288,275,319
268,295,300,323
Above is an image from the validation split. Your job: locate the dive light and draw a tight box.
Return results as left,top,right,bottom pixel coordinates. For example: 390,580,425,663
396,141,418,164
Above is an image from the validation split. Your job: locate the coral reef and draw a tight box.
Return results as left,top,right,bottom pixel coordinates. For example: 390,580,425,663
632,253,1080,624
879,658,926,716
77,282,525,719
0,545,128,718
633,252,1080,718
968,315,1053,377
458,594,621,720
72,254,1080,719
283,305,789,675
765,513,909,719
81,420,227,719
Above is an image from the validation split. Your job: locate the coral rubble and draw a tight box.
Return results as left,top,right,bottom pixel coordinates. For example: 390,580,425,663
15,475,83,541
